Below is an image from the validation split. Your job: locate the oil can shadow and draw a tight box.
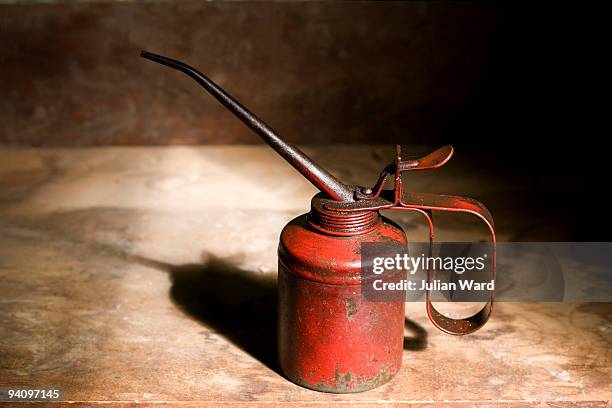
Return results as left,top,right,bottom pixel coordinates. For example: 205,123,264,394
134,253,279,372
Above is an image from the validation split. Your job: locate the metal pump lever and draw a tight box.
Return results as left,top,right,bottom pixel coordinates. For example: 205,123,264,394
140,51,354,202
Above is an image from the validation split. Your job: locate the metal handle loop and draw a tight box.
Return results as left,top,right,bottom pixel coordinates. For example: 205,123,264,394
390,194,496,335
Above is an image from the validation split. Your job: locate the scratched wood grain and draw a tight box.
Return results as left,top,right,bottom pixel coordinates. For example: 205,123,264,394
0,146,609,406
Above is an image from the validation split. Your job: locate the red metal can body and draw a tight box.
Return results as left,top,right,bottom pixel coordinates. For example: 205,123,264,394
277,195,407,393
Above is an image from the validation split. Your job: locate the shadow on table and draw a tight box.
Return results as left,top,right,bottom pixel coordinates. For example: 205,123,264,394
133,252,279,372
404,319,427,351
132,252,427,375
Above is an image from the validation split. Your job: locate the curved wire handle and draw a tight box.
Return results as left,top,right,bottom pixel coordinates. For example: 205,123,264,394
393,202,495,335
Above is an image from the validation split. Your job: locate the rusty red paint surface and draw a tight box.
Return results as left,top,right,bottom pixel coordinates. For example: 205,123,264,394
278,213,406,393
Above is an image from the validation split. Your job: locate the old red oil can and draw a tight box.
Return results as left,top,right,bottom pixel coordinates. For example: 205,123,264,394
141,51,497,393
278,194,407,392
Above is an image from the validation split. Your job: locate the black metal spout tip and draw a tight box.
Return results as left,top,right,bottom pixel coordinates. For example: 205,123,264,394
140,50,158,61
140,51,178,68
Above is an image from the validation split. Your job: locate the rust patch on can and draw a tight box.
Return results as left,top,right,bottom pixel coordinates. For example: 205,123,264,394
312,361,398,393
345,298,357,320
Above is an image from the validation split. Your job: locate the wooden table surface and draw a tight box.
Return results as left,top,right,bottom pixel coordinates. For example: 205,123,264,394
0,146,609,407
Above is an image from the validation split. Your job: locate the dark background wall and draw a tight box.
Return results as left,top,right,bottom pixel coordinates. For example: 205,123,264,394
3,1,586,147
1,2,603,151
1,2,603,148
0,2,500,145
2,1,502,146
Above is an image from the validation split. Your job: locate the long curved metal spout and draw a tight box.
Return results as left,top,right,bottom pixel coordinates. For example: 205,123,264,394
140,51,354,202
